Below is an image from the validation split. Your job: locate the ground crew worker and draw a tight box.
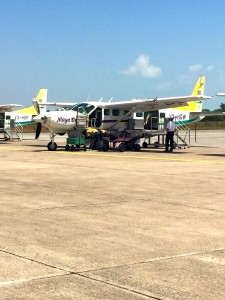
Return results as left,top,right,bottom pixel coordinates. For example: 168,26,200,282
165,117,176,152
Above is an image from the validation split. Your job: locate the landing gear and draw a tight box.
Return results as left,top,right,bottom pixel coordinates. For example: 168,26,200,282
47,133,57,151
47,142,57,151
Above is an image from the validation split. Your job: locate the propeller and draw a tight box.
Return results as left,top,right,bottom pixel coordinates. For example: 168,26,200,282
33,99,40,115
33,99,42,139
35,122,42,139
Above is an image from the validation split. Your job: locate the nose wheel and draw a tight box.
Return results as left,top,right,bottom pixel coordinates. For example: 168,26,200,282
47,133,57,151
47,142,57,151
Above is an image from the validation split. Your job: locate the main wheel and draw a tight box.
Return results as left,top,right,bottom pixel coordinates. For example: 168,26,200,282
47,142,57,151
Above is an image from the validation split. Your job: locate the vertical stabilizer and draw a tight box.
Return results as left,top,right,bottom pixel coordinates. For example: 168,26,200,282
192,76,205,96
34,88,47,113
188,76,205,112
12,88,47,115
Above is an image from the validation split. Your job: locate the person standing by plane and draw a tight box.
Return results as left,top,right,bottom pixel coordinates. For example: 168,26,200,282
165,117,176,152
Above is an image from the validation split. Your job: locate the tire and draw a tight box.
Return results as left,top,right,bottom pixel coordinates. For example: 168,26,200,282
96,140,104,151
65,144,70,151
134,143,141,151
118,143,125,152
154,142,159,148
47,142,57,151
71,145,75,152
125,142,134,151
142,142,148,148
102,141,109,152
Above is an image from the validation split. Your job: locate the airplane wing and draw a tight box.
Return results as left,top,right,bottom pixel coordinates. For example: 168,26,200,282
0,104,23,112
190,111,225,117
216,93,225,97
99,95,212,112
38,94,212,112
40,102,76,108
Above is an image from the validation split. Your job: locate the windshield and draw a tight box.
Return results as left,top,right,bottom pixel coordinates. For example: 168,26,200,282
71,103,96,114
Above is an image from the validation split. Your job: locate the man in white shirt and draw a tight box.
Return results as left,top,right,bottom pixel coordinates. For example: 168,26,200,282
165,117,176,152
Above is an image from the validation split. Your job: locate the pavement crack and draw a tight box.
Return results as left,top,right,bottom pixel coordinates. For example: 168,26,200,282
0,248,71,274
0,249,162,299
71,272,164,299
78,248,225,274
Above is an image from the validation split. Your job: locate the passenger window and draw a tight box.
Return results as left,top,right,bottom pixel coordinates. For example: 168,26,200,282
136,112,144,118
104,109,110,116
112,109,119,116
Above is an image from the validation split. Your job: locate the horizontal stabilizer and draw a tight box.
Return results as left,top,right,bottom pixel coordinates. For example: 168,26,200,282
191,111,225,117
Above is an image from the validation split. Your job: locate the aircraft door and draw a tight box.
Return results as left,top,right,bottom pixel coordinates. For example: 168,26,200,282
89,108,102,128
0,113,5,128
144,111,159,130
76,106,88,128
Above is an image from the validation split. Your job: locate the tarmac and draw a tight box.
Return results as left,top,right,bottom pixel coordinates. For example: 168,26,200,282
0,130,225,300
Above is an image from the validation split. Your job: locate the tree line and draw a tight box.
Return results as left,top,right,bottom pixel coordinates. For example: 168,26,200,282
203,103,225,121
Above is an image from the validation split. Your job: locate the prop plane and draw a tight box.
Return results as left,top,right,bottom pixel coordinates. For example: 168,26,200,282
0,89,47,140
33,76,213,151
4,88,47,126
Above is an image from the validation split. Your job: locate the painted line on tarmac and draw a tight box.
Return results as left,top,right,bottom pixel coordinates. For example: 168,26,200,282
1,147,225,164
57,150,225,164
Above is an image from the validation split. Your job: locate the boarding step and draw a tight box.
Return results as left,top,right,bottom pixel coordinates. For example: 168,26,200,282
1,124,23,141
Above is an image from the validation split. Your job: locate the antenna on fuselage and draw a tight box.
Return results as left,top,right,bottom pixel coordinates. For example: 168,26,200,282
99,97,103,102
108,97,113,103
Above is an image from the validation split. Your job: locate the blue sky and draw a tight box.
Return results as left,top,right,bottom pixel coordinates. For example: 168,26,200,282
1,0,225,110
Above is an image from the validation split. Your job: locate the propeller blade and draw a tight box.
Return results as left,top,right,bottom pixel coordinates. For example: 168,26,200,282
33,99,40,115
35,122,42,139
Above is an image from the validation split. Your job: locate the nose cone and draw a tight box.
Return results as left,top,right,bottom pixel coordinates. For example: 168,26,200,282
33,115,42,123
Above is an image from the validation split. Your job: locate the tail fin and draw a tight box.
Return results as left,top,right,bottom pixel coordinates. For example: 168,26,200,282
33,88,47,114
12,88,47,115
192,76,205,96
188,76,205,112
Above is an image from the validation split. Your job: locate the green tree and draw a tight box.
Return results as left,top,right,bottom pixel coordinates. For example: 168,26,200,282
202,103,225,122
220,103,225,112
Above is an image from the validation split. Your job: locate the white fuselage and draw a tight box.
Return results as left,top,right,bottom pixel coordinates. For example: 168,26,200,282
34,110,81,133
33,103,204,136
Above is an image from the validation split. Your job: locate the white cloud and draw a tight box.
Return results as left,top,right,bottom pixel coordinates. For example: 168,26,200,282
205,65,214,72
188,64,214,73
188,64,203,73
120,55,161,78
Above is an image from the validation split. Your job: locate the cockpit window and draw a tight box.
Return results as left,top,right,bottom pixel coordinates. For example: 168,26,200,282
71,103,95,114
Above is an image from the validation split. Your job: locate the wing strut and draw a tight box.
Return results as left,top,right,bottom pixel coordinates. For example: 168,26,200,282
106,106,137,130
